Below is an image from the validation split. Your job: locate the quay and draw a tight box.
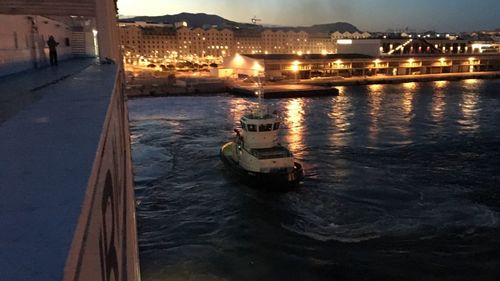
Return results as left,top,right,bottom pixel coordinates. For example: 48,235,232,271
302,71,500,86
125,70,500,99
229,83,339,98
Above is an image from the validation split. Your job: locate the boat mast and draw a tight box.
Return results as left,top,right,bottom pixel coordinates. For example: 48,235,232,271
255,71,264,118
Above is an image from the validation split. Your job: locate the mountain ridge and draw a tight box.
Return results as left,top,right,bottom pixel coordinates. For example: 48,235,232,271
123,13,360,33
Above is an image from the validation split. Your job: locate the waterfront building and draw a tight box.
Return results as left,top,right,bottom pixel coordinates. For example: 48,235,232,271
121,21,235,65
331,31,371,39
119,20,498,70
308,33,336,54
221,53,500,80
142,26,177,60
234,28,263,55
262,29,287,54
380,38,470,55
119,21,349,63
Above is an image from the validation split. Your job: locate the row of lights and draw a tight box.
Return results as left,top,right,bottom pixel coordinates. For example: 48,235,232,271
286,57,479,70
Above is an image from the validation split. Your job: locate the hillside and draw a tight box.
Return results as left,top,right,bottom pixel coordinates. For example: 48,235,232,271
127,12,255,29
125,13,359,33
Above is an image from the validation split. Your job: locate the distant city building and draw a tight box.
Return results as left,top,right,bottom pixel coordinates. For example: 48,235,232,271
331,31,371,39
119,20,500,69
119,20,351,63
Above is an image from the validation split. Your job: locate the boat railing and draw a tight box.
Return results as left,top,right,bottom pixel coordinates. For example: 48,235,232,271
249,146,292,159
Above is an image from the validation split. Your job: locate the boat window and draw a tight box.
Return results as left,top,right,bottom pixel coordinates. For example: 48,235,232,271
247,124,257,131
259,124,273,132
240,121,247,131
273,122,280,130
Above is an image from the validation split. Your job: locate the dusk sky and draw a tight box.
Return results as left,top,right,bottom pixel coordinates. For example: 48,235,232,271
117,0,500,32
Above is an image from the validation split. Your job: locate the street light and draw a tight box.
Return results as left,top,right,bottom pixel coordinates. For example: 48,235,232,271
408,58,415,67
334,59,342,69
469,57,476,72
292,60,300,81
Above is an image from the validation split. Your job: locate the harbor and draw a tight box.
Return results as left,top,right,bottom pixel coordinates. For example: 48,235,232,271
129,79,500,281
1,1,500,280
303,71,500,86
124,71,500,98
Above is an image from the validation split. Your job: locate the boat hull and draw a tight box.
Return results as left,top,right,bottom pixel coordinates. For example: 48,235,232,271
220,142,304,189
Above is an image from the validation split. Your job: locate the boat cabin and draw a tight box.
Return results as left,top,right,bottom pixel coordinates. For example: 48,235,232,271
240,113,280,149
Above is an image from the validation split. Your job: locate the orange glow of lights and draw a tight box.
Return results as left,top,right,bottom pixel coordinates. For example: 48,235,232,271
368,84,383,92
464,79,479,85
434,80,448,89
284,99,305,152
402,91,414,121
233,53,244,66
368,90,382,142
403,82,417,90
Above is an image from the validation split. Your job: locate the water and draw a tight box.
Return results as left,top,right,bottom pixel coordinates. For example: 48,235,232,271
128,79,500,281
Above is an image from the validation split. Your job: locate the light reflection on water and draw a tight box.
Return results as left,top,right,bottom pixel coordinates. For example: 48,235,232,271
402,81,417,91
431,84,447,124
459,79,482,134
283,99,305,153
328,93,353,147
228,97,251,126
128,79,500,281
433,80,449,89
367,84,383,143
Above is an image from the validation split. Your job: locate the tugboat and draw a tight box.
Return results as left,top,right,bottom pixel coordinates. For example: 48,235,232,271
220,79,304,188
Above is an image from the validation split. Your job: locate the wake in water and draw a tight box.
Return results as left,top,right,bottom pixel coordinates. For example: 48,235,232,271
129,80,500,281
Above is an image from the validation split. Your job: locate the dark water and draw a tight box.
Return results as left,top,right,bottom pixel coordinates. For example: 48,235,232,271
128,79,500,281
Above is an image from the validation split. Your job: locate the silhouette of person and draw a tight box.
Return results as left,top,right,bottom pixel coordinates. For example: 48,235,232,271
47,36,59,66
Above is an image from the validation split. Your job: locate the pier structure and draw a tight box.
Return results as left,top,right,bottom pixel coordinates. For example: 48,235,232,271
0,1,139,281
221,53,500,81
229,83,339,99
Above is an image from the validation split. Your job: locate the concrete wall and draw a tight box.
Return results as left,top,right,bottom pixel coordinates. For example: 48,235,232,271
0,14,73,76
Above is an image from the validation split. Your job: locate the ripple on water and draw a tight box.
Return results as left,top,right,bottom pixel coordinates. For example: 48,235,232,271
281,187,499,243
128,84,500,280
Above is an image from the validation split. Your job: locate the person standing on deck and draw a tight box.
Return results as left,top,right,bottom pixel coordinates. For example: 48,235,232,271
47,36,59,66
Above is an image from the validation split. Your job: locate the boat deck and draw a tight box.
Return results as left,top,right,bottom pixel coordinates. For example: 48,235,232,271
0,59,116,281
250,146,292,159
